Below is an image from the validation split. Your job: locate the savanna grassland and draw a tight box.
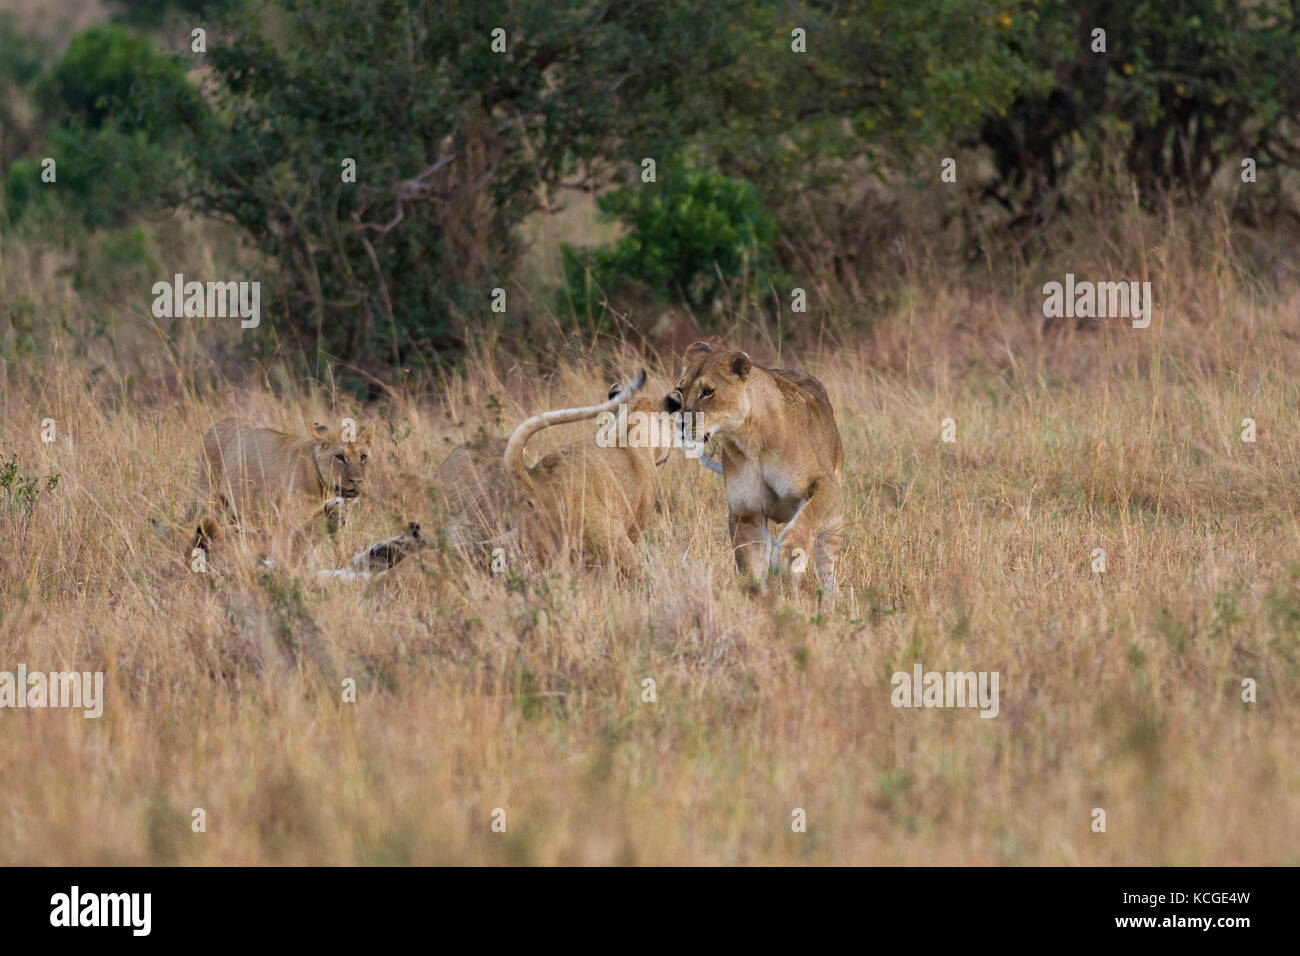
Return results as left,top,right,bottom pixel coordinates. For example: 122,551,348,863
2,186,1298,865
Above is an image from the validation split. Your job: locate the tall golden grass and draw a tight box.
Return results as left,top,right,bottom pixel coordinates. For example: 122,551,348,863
1,188,1299,865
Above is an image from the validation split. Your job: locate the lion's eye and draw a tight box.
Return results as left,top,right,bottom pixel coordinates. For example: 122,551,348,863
360,454,367,462
700,386,714,399
336,454,347,463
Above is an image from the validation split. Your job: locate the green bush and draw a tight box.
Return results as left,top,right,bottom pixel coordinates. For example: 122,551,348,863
560,167,782,321
51,122,187,229
5,25,200,227
45,24,200,134
3,158,46,213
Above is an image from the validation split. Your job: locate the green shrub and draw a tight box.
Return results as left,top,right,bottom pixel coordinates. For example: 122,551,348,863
2,158,46,213
45,24,200,134
560,167,782,321
5,25,200,227
51,122,187,229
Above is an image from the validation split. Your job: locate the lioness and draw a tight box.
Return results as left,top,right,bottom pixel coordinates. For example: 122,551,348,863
436,372,672,572
494,370,669,571
506,370,670,570
197,418,374,529
664,341,845,594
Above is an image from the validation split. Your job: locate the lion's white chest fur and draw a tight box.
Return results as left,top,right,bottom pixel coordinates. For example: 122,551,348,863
723,452,805,523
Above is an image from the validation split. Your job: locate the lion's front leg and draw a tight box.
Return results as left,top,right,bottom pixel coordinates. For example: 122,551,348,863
318,496,348,533
729,510,772,580
774,480,844,595
288,496,349,551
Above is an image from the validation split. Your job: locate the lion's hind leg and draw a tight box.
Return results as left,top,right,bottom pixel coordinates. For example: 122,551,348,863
812,522,845,598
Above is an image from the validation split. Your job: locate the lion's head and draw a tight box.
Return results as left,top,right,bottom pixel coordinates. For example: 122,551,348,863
662,341,753,445
311,421,375,500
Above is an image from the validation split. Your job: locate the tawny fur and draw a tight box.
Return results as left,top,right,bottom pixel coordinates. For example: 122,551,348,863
664,341,846,595
440,371,670,572
436,434,515,563
196,418,374,530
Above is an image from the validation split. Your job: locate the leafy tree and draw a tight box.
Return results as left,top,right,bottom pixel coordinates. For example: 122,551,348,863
668,1,1037,204
180,0,742,369
974,0,1300,217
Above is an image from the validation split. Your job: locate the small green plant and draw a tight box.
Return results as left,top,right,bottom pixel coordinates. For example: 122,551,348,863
0,455,58,511
0,454,60,557
559,166,783,323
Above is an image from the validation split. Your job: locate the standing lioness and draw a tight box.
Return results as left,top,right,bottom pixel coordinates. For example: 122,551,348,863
664,341,845,594
197,418,374,527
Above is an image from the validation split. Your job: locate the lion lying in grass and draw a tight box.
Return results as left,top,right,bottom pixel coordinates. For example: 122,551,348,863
189,417,431,580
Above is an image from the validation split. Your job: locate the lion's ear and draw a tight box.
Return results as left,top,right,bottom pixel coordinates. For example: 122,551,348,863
730,351,752,381
357,424,376,444
685,340,714,360
312,422,331,441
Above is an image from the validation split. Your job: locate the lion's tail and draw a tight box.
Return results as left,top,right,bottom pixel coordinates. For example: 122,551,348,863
503,369,647,487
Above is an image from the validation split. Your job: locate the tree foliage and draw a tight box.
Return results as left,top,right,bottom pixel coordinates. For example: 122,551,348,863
181,0,741,367
5,0,1300,365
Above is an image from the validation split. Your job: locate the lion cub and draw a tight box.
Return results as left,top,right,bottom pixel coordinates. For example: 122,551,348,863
664,341,845,595
197,418,374,531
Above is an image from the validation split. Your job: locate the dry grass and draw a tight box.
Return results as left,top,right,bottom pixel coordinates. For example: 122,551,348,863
2,195,1299,865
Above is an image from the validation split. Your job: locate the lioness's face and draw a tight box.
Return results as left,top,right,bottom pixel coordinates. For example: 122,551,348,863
662,342,752,445
312,422,375,499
